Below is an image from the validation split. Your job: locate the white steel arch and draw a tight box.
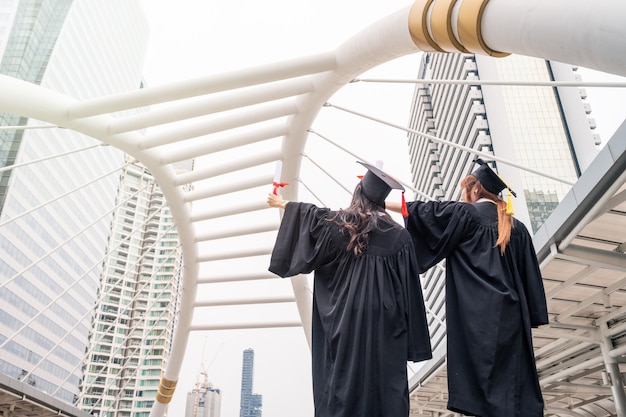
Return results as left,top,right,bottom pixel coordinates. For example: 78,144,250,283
0,0,625,416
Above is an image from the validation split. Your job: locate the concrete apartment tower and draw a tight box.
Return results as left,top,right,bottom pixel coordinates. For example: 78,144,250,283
79,160,184,416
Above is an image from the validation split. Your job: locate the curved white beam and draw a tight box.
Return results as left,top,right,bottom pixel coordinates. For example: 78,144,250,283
482,0,626,76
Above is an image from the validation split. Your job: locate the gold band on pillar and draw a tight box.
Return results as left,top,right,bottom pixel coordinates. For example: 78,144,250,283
430,0,470,53
408,0,444,52
409,0,445,52
156,377,178,404
457,0,510,57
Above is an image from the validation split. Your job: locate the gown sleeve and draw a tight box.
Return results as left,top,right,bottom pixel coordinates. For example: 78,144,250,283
516,222,549,327
268,202,335,278
404,201,471,272
403,243,434,362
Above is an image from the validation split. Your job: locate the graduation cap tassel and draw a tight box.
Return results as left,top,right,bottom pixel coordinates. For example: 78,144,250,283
505,191,514,215
401,192,409,217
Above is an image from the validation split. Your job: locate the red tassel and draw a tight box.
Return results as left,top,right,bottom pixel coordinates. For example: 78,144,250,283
401,192,408,217
272,181,288,195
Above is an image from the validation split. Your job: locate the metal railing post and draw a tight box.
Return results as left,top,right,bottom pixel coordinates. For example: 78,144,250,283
599,322,626,417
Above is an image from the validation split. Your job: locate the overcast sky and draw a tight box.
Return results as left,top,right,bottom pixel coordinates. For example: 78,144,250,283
137,1,626,416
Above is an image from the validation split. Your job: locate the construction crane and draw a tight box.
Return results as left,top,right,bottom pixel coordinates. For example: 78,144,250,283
192,339,223,417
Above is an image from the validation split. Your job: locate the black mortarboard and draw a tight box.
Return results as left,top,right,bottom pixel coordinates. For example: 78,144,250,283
471,158,516,196
472,158,517,214
357,161,408,215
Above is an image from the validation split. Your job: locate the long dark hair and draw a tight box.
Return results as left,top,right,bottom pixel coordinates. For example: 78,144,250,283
327,183,398,256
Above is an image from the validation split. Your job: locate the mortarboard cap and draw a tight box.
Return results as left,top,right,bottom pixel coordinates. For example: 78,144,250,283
471,158,516,196
357,161,408,216
472,158,517,214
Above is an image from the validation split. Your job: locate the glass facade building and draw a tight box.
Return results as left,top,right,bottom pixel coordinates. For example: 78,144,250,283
0,0,73,212
239,348,262,417
0,0,148,406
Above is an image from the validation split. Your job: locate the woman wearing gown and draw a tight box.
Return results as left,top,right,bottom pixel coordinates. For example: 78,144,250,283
388,159,549,417
267,161,432,417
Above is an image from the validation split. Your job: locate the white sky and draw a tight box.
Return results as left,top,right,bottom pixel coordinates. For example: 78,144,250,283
137,1,626,416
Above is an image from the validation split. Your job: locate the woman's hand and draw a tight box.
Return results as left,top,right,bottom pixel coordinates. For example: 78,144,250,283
267,193,289,209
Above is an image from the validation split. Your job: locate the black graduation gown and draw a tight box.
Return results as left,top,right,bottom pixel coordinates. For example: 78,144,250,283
404,200,548,417
269,202,432,417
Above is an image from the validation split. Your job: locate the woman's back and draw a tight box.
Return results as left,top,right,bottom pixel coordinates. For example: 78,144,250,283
270,202,432,417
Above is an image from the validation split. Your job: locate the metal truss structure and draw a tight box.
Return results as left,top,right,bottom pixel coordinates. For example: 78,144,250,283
0,0,625,416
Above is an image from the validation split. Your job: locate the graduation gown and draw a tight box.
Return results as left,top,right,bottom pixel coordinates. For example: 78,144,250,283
404,200,549,417
269,202,432,417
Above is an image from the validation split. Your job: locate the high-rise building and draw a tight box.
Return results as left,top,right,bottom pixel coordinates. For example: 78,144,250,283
407,52,598,231
185,373,222,417
0,0,148,407
78,160,184,416
239,348,262,417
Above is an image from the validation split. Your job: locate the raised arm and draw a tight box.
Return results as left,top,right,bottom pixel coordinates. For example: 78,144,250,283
385,200,402,213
